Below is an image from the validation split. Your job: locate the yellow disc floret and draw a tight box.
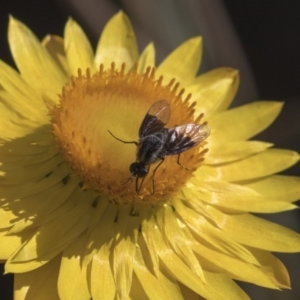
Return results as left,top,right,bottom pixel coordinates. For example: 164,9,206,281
51,63,208,205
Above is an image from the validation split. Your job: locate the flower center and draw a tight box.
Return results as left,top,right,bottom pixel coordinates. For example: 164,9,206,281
51,64,208,205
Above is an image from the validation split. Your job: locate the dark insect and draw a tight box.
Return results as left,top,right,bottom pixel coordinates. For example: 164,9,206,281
108,100,210,194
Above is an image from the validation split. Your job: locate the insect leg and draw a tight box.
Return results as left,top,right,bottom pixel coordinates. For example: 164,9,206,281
136,176,146,194
176,154,190,170
151,157,165,194
108,130,138,145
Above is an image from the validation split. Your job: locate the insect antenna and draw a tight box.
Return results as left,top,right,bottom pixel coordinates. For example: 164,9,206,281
121,170,147,195
108,130,138,145
122,175,134,185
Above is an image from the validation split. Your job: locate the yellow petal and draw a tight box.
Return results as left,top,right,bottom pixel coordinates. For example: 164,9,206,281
1,154,63,185
89,240,116,300
140,209,160,276
6,243,68,273
83,203,117,269
148,214,248,299
248,247,290,289
0,92,44,128
157,37,202,86
14,163,71,197
8,16,67,93
146,215,207,297
204,149,300,182
137,42,155,73
14,255,60,300
244,175,300,203
8,196,93,264
206,141,273,164
0,206,18,230
42,35,69,76
0,60,44,116
179,283,202,300
0,104,39,139
95,12,138,69
130,273,153,299
204,272,251,300
0,164,71,232
156,205,205,281
188,180,296,213
8,179,80,234
0,229,22,260
0,129,52,156
1,142,56,168
193,243,278,289
189,68,239,117
209,101,283,142
206,207,300,252
133,243,184,300
113,209,140,299
58,233,90,300
64,19,96,75
174,199,263,265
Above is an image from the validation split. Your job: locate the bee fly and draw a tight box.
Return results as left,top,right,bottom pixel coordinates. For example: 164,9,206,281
108,100,210,194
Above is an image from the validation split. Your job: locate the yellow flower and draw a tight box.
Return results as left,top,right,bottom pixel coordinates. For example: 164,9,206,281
0,11,300,300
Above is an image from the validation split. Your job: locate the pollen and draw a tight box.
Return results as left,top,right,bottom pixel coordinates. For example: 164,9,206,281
51,63,208,205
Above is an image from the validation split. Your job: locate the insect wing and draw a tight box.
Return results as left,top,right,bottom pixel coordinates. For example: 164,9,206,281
166,124,210,155
139,100,171,137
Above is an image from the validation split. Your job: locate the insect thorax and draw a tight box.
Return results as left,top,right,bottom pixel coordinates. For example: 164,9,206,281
137,130,168,165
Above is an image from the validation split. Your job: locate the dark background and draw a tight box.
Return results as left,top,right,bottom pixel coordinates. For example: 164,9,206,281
0,1,299,299
1,1,300,101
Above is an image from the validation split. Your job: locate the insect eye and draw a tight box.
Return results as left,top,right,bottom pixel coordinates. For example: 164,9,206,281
130,162,148,178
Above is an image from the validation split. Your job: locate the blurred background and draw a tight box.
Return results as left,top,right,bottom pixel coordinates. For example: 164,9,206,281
0,0,299,299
